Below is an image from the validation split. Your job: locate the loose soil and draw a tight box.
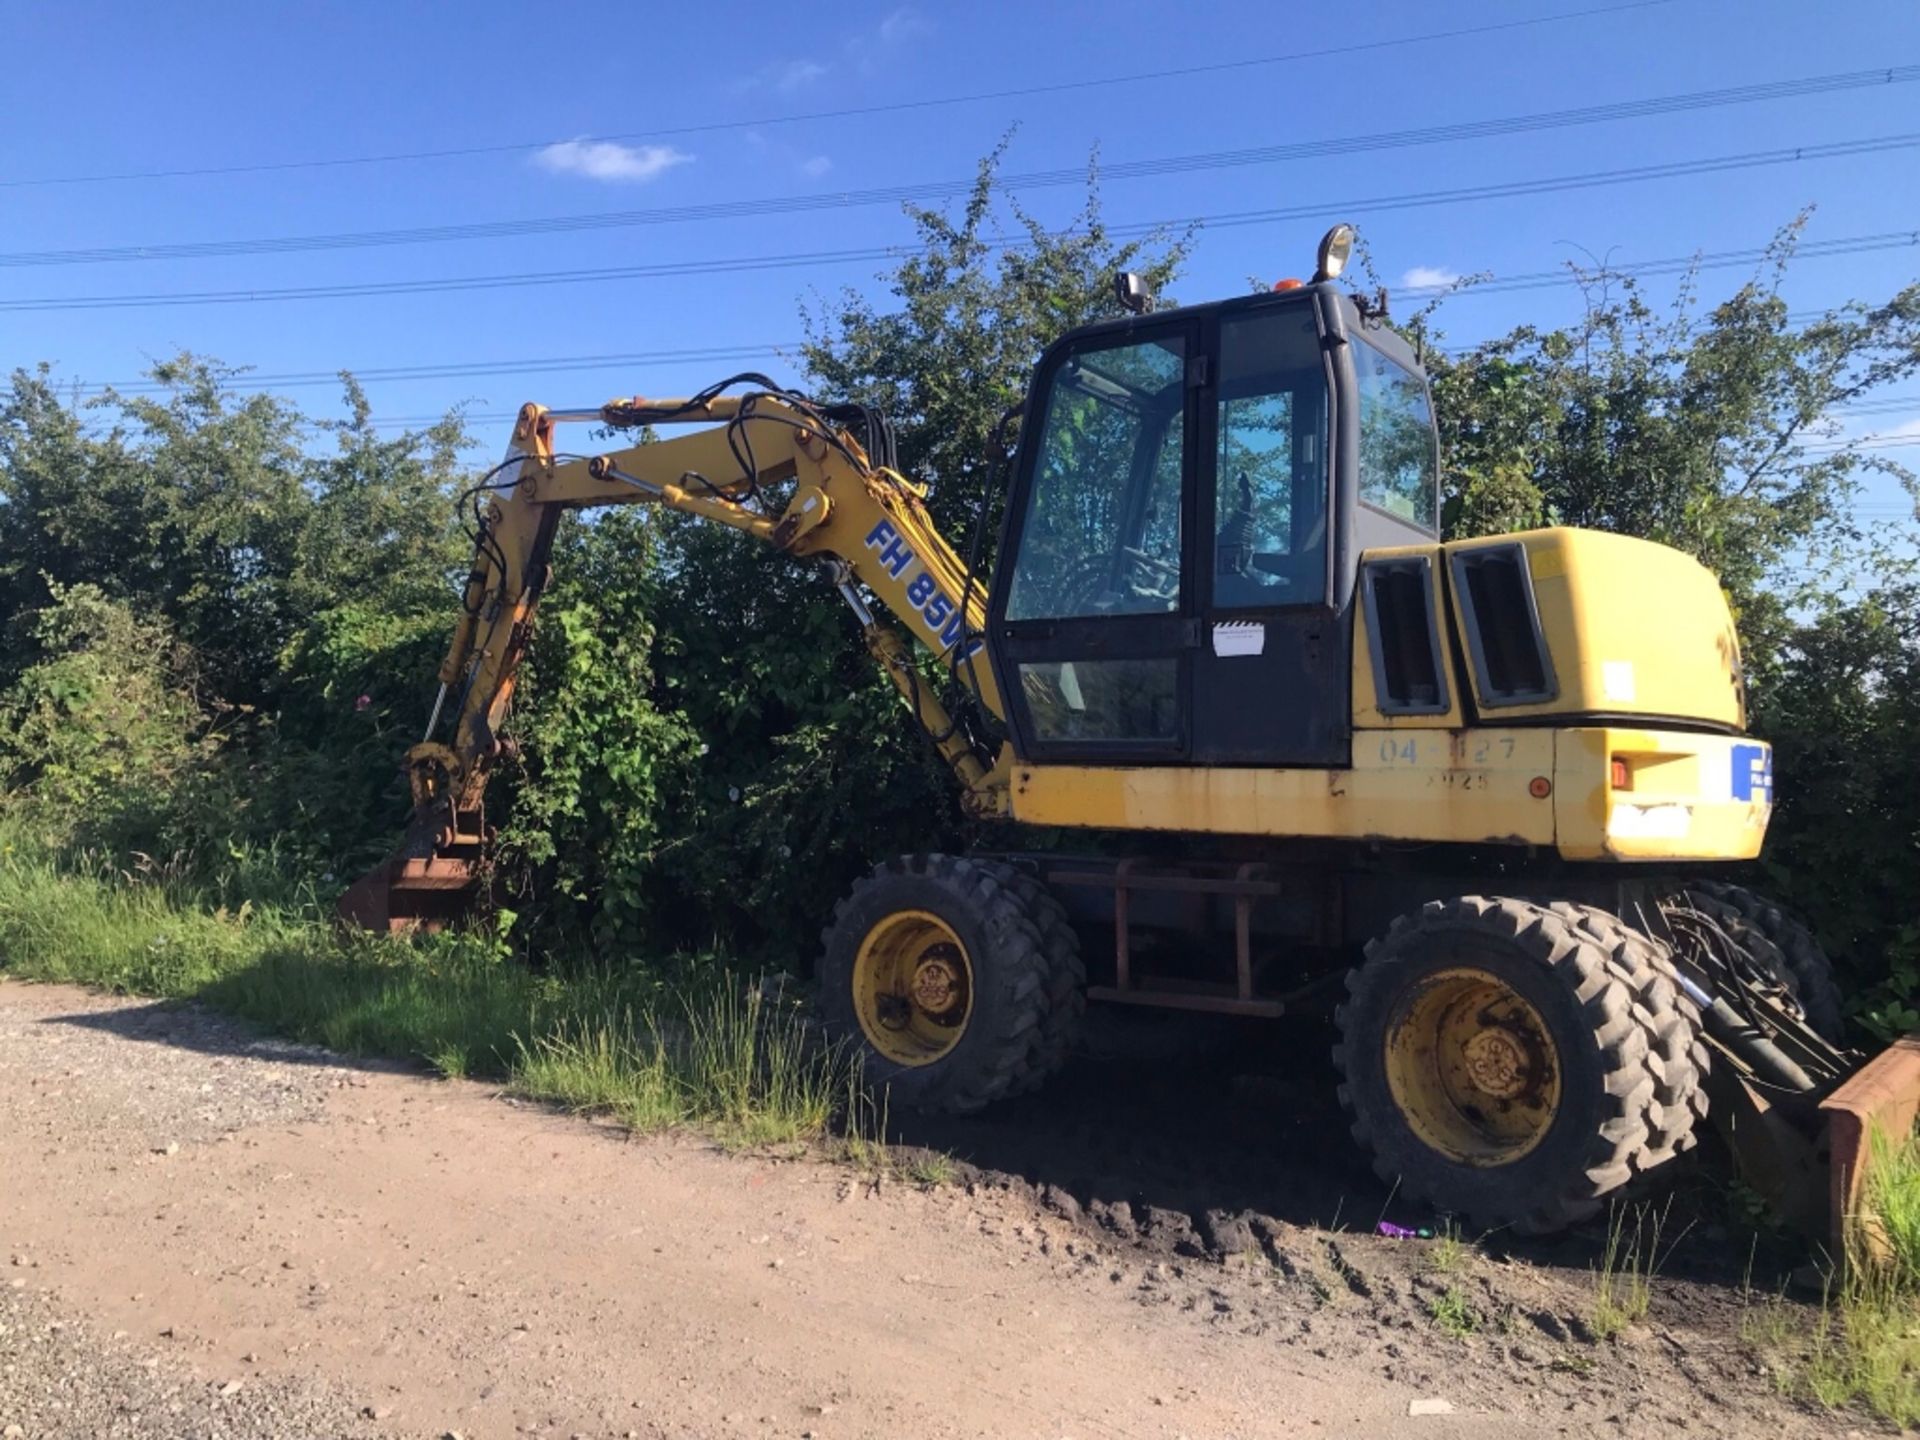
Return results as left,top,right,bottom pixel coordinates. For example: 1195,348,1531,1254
0,980,1853,1438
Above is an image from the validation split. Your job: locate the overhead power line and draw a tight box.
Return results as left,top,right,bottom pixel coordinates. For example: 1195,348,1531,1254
0,1,1678,190
8,116,1913,271
7,209,1911,316
1397,230,1920,299
365,412,516,428
75,343,798,397
77,341,1920,403
1831,398,1920,417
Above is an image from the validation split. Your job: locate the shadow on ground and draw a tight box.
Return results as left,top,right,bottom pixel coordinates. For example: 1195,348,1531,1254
41,998,416,1076
886,1005,1801,1293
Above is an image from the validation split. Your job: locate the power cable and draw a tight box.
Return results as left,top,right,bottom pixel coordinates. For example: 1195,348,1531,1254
74,342,796,396
0,2,1681,189
1399,230,1920,299
8,221,1910,316
6,78,1914,268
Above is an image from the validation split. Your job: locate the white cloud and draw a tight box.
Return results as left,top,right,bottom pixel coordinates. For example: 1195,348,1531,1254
877,6,930,44
733,59,827,96
771,58,827,93
533,139,692,184
799,154,833,179
1401,265,1461,290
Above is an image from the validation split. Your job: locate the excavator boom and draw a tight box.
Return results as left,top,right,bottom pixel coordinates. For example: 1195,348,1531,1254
339,381,1010,932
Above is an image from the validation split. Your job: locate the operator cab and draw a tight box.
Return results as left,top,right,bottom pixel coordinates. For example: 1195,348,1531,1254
985,234,1439,768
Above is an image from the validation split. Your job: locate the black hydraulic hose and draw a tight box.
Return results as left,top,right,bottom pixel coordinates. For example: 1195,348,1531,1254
1697,993,1819,1092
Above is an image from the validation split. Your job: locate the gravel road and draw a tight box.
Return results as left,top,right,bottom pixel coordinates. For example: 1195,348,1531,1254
1,1282,381,1439
0,978,1846,1439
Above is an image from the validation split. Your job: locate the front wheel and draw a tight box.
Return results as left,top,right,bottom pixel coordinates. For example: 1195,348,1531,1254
818,855,1053,1113
1334,897,1665,1233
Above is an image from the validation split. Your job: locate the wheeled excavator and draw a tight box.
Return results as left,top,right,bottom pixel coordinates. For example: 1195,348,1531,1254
343,226,1920,1250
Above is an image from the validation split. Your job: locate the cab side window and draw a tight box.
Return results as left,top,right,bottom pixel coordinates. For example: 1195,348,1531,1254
1211,309,1329,608
1354,340,1438,531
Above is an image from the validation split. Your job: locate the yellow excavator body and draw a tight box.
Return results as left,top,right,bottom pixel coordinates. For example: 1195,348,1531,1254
1013,526,1768,861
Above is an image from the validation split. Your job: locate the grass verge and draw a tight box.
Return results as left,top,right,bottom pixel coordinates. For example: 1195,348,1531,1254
1741,1127,1920,1426
0,820,855,1150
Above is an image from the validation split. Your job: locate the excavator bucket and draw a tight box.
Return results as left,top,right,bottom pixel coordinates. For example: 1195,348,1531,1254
1821,1032,1920,1266
335,847,487,934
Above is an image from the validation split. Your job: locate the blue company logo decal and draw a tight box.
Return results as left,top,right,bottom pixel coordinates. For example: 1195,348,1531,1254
864,520,985,660
1731,743,1773,804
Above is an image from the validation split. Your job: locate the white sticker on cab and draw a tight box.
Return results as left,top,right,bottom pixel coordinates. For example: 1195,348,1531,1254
1213,621,1265,658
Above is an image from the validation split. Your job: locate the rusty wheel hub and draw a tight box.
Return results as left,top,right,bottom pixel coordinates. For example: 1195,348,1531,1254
852,911,977,1067
911,948,966,1019
1385,967,1563,1166
1462,1028,1532,1100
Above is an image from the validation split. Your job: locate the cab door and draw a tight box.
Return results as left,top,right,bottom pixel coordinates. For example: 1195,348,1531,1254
1189,298,1350,766
990,317,1199,763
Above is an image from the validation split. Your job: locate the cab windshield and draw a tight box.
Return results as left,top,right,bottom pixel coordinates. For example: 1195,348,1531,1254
1004,333,1186,622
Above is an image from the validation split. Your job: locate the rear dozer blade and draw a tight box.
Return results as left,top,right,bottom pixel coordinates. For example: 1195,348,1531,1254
1711,1029,1920,1270
1822,1032,1920,1266
335,850,486,933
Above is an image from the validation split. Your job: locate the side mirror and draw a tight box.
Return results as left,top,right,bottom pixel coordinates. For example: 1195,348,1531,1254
1113,270,1154,315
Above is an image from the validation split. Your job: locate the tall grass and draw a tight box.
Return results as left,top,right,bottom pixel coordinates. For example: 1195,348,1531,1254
511,981,847,1146
0,817,853,1148
1588,1200,1681,1341
1863,1126,1920,1278
1742,1126,1920,1425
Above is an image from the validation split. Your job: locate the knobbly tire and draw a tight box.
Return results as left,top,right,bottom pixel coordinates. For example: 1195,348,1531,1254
1551,903,1708,1176
1334,897,1661,1234
1687,882,1845,1043
819,854,1052,1114
997,867,1087,1096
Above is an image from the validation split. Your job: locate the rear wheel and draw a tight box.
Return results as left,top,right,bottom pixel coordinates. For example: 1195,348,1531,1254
1687,882,1845,1043
819,854,1052,1113
1335,897,1661,1233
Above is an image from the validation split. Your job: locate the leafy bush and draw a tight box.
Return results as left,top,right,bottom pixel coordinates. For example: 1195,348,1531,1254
1752,583,1920,1033
0,582,233,854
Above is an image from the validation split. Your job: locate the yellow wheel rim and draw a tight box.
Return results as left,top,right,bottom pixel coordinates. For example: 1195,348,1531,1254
1383,966,1561,1166
851,909,974,1067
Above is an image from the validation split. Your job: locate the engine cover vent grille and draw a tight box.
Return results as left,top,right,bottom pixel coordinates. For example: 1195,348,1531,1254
1450,543,1559,707
1361,556,1450,715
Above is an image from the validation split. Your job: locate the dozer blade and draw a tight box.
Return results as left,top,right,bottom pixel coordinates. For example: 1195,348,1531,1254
336,851,486,933
1713,1029,1920,1269
1821,1031,1920,1267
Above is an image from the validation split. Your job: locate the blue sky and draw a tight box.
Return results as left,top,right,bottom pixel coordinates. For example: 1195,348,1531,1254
3,0,1917,516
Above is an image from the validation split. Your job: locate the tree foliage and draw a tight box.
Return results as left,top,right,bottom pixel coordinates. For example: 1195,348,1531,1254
0,173,1916,1024
1424,219,1919,674
516,146,1194,956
